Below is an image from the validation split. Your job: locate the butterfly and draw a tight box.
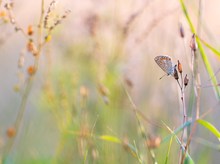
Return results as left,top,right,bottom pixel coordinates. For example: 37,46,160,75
154,55,176,78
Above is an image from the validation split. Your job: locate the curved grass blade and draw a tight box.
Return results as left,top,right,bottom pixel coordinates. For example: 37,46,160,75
98,135,122,144
164,135,174,164
98,135,143,163
184,155,195,164
197,119,220,140
179,0,220,99
162,121,194,164
162,121,192,143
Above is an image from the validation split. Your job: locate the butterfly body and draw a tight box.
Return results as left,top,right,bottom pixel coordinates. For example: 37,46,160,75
154,55,176,76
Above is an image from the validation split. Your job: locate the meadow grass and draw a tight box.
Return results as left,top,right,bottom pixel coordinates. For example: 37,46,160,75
0,0,220,164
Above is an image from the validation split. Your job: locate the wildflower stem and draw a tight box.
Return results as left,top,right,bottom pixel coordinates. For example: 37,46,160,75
178,73,187,164
3,76,34,158
181,2,203,162
3,0,45,158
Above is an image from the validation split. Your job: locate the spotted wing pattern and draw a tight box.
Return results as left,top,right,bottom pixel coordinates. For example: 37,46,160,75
154,55,174,76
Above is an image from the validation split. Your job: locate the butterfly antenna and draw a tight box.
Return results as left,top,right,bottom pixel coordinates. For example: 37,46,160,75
159,73,167,80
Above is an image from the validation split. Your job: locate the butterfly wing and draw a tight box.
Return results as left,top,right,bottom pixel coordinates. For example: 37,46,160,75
154,56,174,76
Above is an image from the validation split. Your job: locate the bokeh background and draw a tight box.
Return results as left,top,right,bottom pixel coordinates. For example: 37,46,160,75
0,0,220,163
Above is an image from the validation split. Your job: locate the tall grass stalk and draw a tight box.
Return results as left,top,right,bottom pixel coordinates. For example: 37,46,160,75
122,83,157,164
179,0,219,163
179,0,220,100
4,0,45,158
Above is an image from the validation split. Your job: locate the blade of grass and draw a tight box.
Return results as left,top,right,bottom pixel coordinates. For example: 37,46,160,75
67,130,141,159
179,0,220,99
184,155,195,164
164,134,174,164
162,122,195,164
98,135,122,144
83,149,88,163
197,119,220,140
121,81,158,163
162,121,192,143
133,140,144,164
98,135,142,163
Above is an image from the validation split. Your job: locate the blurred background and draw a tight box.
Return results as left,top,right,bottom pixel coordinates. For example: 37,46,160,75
0,0,220,163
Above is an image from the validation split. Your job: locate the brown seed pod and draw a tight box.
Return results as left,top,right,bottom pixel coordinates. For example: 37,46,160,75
27,66,36,76
27,25,34,36
7,127,16,138
27,40,36,53
174,65,179,80
124,77,133,88
184,74,189,87
179,23,185,38
190,34,197,52
122,137,130,151
178,60,182,74
146,137,161,149
97,84,110,105
98,84,109,97
80,86,89,98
